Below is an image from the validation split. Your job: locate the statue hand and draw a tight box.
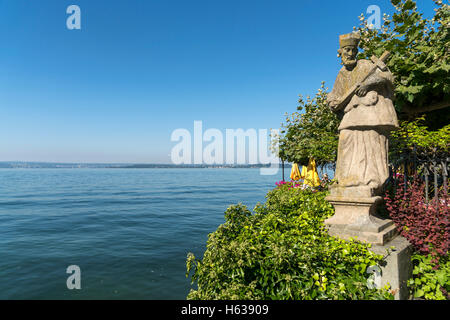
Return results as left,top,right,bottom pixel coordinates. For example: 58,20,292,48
356,75,382,97
355,84,369,97
329,99,341,111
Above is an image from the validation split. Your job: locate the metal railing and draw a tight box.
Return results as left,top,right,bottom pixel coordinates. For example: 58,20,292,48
389,147,449,203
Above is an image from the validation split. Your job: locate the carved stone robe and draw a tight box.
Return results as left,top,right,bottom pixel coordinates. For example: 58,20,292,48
328,59,399,190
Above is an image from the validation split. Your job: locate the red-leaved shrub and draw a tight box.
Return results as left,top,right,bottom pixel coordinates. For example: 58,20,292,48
384,177,449,264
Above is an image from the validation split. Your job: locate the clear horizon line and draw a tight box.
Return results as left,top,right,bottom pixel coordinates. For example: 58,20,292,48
0,161,288,165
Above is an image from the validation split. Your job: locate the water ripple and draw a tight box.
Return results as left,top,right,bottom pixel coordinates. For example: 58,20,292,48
0,168,277,299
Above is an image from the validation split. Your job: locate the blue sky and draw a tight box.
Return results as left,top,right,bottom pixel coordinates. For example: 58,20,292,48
0,0,438,163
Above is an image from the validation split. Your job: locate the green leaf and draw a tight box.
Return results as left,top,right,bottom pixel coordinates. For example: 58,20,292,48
414,289,424,298
436,272,447,287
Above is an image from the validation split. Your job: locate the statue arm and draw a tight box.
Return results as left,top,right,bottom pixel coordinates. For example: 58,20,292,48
327,92,341,111
327,73,346,112
356,69,394,96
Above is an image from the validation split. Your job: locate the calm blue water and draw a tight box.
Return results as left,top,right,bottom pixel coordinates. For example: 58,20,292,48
0,168,278,299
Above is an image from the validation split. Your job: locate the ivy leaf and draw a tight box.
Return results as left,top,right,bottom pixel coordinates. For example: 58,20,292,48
436,272,447,287
414,289,425,298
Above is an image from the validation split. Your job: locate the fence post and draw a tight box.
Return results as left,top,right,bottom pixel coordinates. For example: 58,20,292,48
393,164,398,192
433,160,438,201
424,166,429,204
443,159,448,197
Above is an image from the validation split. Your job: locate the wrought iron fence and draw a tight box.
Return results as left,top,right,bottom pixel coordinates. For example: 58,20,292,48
389,147,449,203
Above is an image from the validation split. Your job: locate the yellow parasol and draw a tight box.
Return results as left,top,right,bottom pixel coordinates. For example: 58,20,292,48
301,159,321,187
290,163,301,181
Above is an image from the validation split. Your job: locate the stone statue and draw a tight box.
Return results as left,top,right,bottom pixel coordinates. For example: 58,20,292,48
328,32,399,192
325,32,399,245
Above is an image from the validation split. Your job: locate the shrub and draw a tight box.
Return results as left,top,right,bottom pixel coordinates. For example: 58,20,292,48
186,185,393,300
408,254,450,300
384,177,449,263
385,177,449,300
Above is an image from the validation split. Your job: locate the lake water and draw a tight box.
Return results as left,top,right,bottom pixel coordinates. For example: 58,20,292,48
0,168,279,299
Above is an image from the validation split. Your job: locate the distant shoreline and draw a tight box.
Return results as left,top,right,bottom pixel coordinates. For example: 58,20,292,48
0,162,292,169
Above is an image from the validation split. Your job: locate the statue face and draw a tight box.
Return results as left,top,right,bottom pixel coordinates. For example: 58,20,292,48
340,45,358,69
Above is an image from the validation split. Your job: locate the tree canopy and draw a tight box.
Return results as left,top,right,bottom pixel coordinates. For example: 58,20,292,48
277,82,339,169
357,0,449,125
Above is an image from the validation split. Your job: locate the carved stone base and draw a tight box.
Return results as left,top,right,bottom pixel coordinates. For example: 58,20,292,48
325,186,398,245
370,236,413,300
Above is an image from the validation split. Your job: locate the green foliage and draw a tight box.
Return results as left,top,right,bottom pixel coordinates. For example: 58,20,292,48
408,254,450,300
277,82,339,168
186,185,393,300
390,116,450,161
357,0,450,118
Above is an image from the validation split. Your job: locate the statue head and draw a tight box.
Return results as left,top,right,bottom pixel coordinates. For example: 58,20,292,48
338,32,360,70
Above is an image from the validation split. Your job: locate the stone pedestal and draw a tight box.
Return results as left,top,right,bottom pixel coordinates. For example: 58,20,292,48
325,186,413,300
370,236,413,300
325,186,397,246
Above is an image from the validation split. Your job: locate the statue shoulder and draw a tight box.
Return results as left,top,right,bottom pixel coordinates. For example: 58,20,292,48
357,58,373,65
356,58,374,69
336,65,348,79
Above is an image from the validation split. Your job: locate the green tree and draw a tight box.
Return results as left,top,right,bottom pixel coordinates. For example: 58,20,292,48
277,82,339,170
357,0,449,126
389,115,450,163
